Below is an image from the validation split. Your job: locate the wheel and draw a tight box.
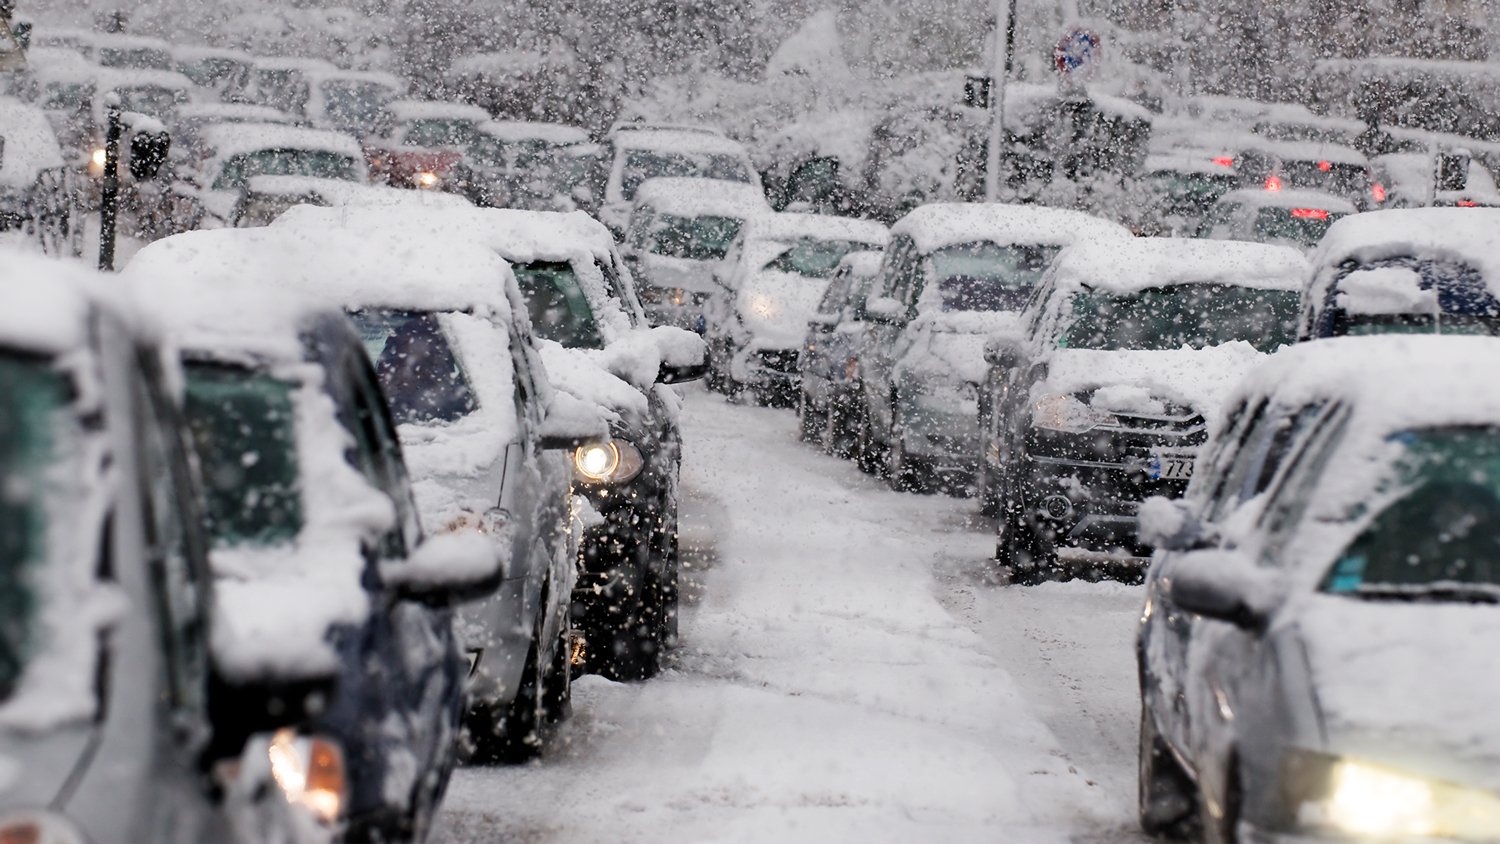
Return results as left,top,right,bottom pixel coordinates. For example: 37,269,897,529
798,387,824,443
823,393,856,459
1139,704,1201,840
463,633,545,764
542,617,573,725
976,456,1001,517
887,417,929,492
854,405,886,476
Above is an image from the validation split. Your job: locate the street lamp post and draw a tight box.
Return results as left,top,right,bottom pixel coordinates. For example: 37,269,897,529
984,0,1019,203
98,95,122,271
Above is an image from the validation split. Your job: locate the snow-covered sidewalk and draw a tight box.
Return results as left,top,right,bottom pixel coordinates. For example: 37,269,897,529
432,389,1140,843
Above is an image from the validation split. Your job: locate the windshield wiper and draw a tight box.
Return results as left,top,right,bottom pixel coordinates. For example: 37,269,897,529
1345,582,1500,604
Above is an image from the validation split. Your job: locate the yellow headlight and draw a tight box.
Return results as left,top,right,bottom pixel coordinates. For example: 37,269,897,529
573,439,644,484
1295,755,1500,842
416,171,439,188
269,728,345,827
91,148,108,167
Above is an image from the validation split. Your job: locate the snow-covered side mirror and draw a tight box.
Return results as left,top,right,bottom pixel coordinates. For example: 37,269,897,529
1137,495,1203,551
537,391,610,450
1166,548,1278,630
983,330,1025,369
865,296,905,324
652,325,708,383
381,530,506,606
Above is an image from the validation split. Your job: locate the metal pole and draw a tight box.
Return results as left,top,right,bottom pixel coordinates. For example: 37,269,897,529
985,0,1019,202
98,97,121,271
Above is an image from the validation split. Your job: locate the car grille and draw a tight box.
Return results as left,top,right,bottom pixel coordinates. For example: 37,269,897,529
755,349,801,374
1027,407,1208,470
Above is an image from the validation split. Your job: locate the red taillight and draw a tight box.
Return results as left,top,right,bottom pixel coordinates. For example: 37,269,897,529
1373,183,1387,202
1458,200,1479,207
1212,156,1234,167
1265,175,1283,192
1290,208,1329,219
1318,160,1332,171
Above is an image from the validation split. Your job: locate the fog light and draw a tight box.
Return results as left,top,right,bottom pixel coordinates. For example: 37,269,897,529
1041,495,1073,520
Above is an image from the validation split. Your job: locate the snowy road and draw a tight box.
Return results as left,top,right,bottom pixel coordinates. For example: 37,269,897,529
432,388,1147,844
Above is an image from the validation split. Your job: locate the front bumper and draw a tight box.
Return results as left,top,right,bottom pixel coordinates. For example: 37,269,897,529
640,294,708,333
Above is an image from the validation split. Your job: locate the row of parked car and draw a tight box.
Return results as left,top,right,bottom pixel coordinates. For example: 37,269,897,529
0,198,710,842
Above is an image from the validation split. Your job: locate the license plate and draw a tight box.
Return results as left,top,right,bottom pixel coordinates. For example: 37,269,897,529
1147,451,1195,480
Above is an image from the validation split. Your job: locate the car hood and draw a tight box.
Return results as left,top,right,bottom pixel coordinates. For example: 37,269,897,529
1040,342,1264,429
638,253,720,293
1298,594,1500,791
900,311,1020,385
734,270,831,348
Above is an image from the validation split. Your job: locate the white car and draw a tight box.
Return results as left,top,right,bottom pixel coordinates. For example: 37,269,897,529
596,123,761,233
180,122,368,225
0,97,66,231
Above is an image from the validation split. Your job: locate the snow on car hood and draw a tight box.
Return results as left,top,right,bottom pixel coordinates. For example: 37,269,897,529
901,311,1021,385
1039,342,1265,426
735,269,830,348
536,338,650,427
1298,594,1500,790
640,252,720,293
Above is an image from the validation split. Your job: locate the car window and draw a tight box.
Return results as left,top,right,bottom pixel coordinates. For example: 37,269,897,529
646,213,742,261
1061,284,1299,353
764,239,875,280
348,310,478,425
881,236,922,310
342,351,414,558
620,149,751,201
1319,257,1500,338
817,266,857,314
402,118,477,148
1198,202,1242,236
1252,207,1343,247
925,242,1062,313
512,261,605,349
320,80,396,133
1255,404,1350,563
181,361,303,547
1206,401,1326,523
213,149,358,190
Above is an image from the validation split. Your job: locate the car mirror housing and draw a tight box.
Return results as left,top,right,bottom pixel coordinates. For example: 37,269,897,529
382,530,508,606
864,296,905,324
984,331,1025,369
652,325,708,383
1137,496,1203,551
537,392,610,450
1166,548,1278,629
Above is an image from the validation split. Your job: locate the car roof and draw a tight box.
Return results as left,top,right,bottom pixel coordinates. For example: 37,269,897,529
29,61,193,91
387,100,490,124
890,202,1132,254
612,127,748,157
0,251,96,354
1217,188,1359,212
178,103,293,123
478,120,590,145
633,177,770,216
123,269,341,364
1049,237,1309,295
197,122,365,162
740,212,889,246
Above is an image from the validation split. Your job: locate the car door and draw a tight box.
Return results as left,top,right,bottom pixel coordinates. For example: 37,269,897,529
861,235,921,439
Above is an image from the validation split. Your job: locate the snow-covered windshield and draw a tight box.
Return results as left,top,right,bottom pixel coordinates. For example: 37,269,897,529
177,56,244,88
402,118,478,148
97,47,171,70
320,80,397,134
512,261,604,349
113,85,181,120
1061,285,1299,352
763,239,877,279
181,361,303,547
644,214,743,261
620,150,751,201
1323,427,1500,601
349,310,477,425
930,242,1061,312
0,352,72,703
1325,257,1500,336
213,149,358,190
1252,206,1345,247
1151,171,1236,218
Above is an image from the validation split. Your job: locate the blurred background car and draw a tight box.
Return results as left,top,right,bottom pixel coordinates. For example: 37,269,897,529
1198,187,1357,252
593,122,761,235
362,100,487,191
176,122,367,226
456,120,593,211
796,250,884,454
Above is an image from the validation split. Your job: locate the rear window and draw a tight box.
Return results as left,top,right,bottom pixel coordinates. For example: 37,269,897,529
214,149,357,190
620,149,751,200
1062,284,1299,353
402,118,478,148
1252,207,1344,247
646,213,742,261
1321,257,1500,337
349,310,478,425
929,242,1061,312
512,261,604,349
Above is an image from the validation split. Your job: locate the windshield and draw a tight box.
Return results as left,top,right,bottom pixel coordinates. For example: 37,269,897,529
1323,427,1500,600
97,47,172,70
177,56,244,87
213,149,357,190
512,261,604,349
468,136,564,171
620,149,752,200
182,362,303,547
645,213,742,261
1321,257,1500,337
320,80,397,133
929,242,1061,312
0,353,72,702
763,239,876,280
1150,171,1237,218
113,85,181,120
1252,206,1345,247
1062,284,1299,352
251,69,308,113
348,310,477,425
402,118,478,148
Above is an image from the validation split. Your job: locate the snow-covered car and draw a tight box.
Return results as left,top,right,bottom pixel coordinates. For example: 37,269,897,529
1199,187,1357,252
290,204,708,680
227,58,403,137
1233,138,1376,210
175,103,294,155
855,203,1131,494
29,27,172,70
705,211,889,406
179,122,368,226
594,123,761,234
457,120,593,211
245,208,602,765
1370,150,1500,208
621,176,771,332
0,96,65,229
1142,150,1239,236
171,45,253,98
0,251,342,844
231,174,472,227
796,250,884,454
224,56,339,117
1136,335,1500,844
1299,207,1500,339
363,100,489,191
984,238,1308,584
26,59,191,161
121,255,502,842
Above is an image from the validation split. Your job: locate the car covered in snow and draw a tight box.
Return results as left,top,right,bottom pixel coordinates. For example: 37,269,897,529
174,103,294,155
224,56,339,120
178,122,368,226
622,176,771,332
0,252,342,844
123,234,522,840
293,204,708,680
0,96,66,230
29,27,172,71
704,211,889,405
456,120,593,211
1142,150,1239,236
363,100,490,192
1199,188,1357,252
854,203,1131,494
1136,335,1500,844
230,174,472,228
796,250,884,455
25,58,192,161
171,45,253,98
1233,139,1376,210
594,123,761,234
1299,207,1500,340
984,238,1307,584
1370,150,1500,208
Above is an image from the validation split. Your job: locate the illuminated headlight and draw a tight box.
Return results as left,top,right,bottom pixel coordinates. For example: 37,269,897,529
745,293,779,321
91,148,107,167
269,728,345,827
573,439,644,484
0,810,89,844
415,171,439,188
641,287,692,306
1031,393,1117,434
1288,751,1500,841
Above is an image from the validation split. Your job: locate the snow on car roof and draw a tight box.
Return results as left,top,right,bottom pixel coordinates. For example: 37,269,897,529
1216,187,1359,213
1238,137,1369,166
740,212,889,247
633,177,770,217
1050,237,1309,295
245,175,474,209
387,100,490,124
197,122,365,163
170,44,252,62
178,103,292,124
251,56,338,72
613,127,749,157
1307,207,1500,297
478,120,590,145
0,98,66,189
29,61,193,91
0,251,95,354
890,202,1131,253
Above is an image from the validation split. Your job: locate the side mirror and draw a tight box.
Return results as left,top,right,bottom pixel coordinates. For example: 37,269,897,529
537,392,610,450
652,325,708,383
983,331,1025,370
864,296,905,324
381,530,507,606
1165,548,1277,629
1137,495,1203,551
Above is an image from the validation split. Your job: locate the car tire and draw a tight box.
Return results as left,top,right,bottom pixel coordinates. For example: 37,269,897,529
1139,704,1201,841
1201,756,1243,844
582,541,661,682
798,387,824,443
823,393,857,459
854,406,886,476
464,632,546,765
975,448,1001,517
